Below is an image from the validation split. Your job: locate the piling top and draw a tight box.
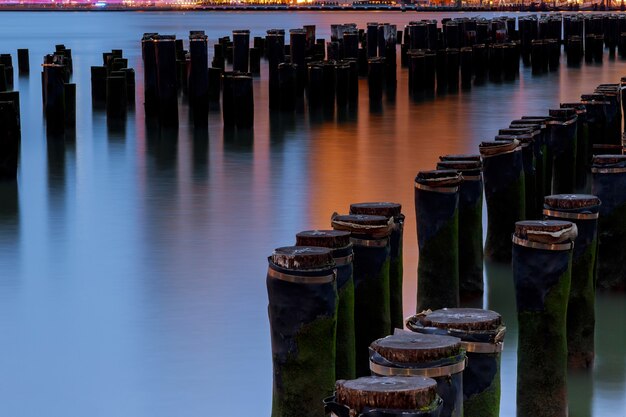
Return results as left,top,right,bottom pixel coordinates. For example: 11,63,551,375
592,154,626,168
413,308,502,331
435,160,482,177
295,230,352,249
560,102,586,114
514,220,578,244
331,214,392,238
349,202,402,219
370,332,462,363
499,127,540,137
544,194,601,210
479,139,519,157
439,154,481,162
510,119,548,129
269,246,334,270
335,376,438,413
415,170,462,187
495,134,533,144
549,108,578,120
581,93,609,103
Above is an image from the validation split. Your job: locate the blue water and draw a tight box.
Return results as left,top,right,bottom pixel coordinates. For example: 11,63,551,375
0,11,623,417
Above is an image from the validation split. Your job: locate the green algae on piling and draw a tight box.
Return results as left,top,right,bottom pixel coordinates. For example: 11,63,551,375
349,202,405,330
332,214,392,377
267,246,338,417
296,230,356,380
544,194,601,368
512,220,576,417
415,170,462,311
406,308,506,417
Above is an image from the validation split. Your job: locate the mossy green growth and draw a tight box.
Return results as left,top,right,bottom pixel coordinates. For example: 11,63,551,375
484,171,525,263
464,353,501,417
567,236,596,367
516,259,571,417
336,276,356,380
459,197,484,297
354,248,391,376
597,201,626,290
271,315,338,417
417,208,459,311
390,249,404,330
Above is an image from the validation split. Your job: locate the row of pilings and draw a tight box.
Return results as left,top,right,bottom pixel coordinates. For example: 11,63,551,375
265,45,626,417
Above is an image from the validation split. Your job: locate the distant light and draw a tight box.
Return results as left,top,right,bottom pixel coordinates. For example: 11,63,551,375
95,1,107,6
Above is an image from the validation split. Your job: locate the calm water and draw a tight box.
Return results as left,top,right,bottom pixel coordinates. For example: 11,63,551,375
0,11,624,417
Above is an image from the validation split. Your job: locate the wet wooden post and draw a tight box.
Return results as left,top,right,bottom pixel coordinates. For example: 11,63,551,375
43,63,66,134
494,133,537,220
267,246,338,417
155,35,178,127
232,29,250,73
0,91,20,128
335,62,350,110
207,67,221,102
289,29,307,93
343,30,359,60
0,99,20,180
407,308,506,417
141,33,159,118
472,44,487,85
188,31,209,125
479,140,525,262
17,49,29,75
224,73,254,129
369,332,466,417
349,203,404,331
106,74,127,119
0,55,13,90
331,214,391,377
436,157,484,299
366,22,378,58
593,34,604,63
408,51,423,97
446,48,459,93
321,62,336,114
90,66,107,105
560,103,590,192
307,62,323,109
64,83,76,128
543,195,600,368
367,57,384,105
512,220,576,417
436,49,447,94
278,62,296,112
567,35,583,66
460,47,473,89
296,231,355,381
548,108,578,195
547,39,560,71
593,86,622,145
414,170,461,311
592,155,626,291
266,29,285,110
249,47,261,75
326,376,442,417
212,43,225,70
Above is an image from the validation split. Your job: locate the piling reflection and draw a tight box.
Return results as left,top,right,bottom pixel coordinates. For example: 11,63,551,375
0,181,19,241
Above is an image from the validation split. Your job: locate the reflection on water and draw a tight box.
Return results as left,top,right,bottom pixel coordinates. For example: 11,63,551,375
0,10,624,417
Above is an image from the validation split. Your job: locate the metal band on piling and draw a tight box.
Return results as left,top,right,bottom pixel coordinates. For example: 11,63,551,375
591,167,626,174
462,341,504,354
334,254,354,266
267,268,336,284
414,182,459,194
349,237,389,248
543,210,599,220
370,358,466,378
512,236,573,251
480,146,522,158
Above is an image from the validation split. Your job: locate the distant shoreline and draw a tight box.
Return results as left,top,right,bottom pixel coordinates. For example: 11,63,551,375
0,4,600,13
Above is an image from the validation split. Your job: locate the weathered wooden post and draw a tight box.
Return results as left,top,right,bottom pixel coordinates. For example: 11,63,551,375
64,83,76,128
512,220,576,417
548,108,578,195
106,74,127,119
278,62,296,112
188,31,209,125
141,33,159,118
407,308,506,417
415,170,461,311
331,214,391,377
296,230,355,380
0,99,20,179
43,63,66,134
290,28,307,92
267,246,338,417
17,49,29,75
90,66,108,105
325,376,442,417
369,332,466,417
155,35,178,127
437,157,484,299
367,23,379,58
494,133,537,220
480,140,525,262
560,102,590,192
232,29,250,73
349,202,404,331
367,57,384,104
543,195,600,368
592,155,626,291
267,29,285,110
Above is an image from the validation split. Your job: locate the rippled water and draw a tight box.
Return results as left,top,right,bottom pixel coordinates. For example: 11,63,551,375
0,11,624,417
